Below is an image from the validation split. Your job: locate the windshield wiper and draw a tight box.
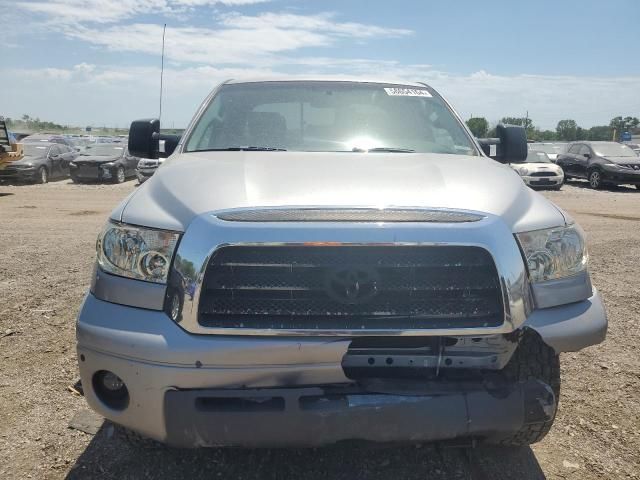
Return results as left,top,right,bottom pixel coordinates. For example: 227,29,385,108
352,147,416,153
194,146,287,152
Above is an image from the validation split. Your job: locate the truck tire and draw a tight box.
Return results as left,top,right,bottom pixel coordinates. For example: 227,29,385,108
489,330,560,446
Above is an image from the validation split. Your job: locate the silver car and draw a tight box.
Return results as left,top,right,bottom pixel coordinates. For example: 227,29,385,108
511,150,564,190
76,79,606,448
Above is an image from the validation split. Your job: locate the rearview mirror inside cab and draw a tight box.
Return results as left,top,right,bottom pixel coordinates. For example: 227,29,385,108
477,124,527,163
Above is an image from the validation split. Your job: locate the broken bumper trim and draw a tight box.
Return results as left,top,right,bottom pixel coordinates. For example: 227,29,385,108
163,380,555,448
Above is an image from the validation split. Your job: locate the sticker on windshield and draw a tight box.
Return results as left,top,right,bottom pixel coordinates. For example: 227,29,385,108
384,87,432,97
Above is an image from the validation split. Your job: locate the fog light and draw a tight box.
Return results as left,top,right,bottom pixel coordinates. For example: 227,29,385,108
92,370,129,410
102,371,125,391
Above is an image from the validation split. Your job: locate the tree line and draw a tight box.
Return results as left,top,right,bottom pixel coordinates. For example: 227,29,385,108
4,115,67,132
465,116,639,142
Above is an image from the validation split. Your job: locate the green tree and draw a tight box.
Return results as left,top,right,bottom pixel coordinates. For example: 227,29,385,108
556,119,578,141
466,117,489,137
587,125,613,141
500,116,534,130
609,116,639,139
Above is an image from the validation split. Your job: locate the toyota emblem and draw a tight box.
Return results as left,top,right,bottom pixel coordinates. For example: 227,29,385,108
325,267,379,305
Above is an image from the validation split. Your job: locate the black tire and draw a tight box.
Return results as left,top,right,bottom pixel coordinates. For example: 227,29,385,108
489,330,560,446
114,166,126,184
71,175,81,184
36,166,48,184
588,169,603,189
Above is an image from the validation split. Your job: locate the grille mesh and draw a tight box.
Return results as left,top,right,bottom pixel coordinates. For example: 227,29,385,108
197,246,504,331
215,208,484,223
530,171,557,177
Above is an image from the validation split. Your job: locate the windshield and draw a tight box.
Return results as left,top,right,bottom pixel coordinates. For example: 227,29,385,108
185,82,477,155
530,143,565,155
22,144,49,156
525,151,552,163
592,143,638,157
81,144,124,156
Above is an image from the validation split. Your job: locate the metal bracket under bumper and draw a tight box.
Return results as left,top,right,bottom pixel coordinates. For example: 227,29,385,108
163,379,555,448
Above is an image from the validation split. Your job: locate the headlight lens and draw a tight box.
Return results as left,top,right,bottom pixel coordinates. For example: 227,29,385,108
516,225,587,282
518,167,529,175
101,162,115,168
96,222,180,283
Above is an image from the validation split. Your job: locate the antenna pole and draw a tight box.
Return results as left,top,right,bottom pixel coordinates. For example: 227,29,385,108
159,23,166,123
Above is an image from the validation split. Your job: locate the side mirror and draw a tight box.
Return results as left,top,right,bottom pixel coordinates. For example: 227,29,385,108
159,134,180,158
583,153,591,159
477,124,528,163
128,118,180,159
129,118,160,159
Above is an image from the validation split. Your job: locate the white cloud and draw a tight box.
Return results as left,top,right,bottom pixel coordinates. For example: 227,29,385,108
219,12,413,38
15,0,271,24
2,63,638,130
59,12,412,66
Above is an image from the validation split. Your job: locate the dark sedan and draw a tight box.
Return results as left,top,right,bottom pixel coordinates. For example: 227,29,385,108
0,143,76,183
70,144,140,183
556,141,640,189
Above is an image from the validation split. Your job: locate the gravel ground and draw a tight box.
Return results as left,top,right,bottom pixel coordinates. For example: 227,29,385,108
0,179,638,479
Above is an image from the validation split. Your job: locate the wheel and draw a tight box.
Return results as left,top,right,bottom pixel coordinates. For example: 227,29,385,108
71,175,81,184
114,166,126,184
588,169,603,189
36,166,48,184
488,330,560,446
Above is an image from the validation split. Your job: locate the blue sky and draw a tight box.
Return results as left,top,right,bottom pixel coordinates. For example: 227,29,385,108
1,0,639,129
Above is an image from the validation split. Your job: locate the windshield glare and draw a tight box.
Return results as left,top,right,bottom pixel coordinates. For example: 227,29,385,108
81,145,124,156
592,143,638,157
185,82,477,155
525,151,552,163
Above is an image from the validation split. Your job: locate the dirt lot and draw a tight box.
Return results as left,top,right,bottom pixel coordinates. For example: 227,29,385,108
0,179,638,479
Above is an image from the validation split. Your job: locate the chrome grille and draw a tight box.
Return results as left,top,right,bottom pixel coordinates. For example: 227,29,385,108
197,246,504,331
215,208,484,223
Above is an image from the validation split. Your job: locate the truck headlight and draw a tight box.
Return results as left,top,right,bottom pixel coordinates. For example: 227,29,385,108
96,222,180,283
516,225,587,282
518,167,529,175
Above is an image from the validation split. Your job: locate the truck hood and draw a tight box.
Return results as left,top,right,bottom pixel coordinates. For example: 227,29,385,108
116,152,566,233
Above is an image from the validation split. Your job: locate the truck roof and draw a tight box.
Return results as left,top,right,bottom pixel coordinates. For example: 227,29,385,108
223,77,429,88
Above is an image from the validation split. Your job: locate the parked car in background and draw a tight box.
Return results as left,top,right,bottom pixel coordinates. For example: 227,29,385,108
21,133,76,148
136,157,165,183
527,142,567,163
69,143,139,183
0,142,76,183
511,150,564,190
556,141,640,189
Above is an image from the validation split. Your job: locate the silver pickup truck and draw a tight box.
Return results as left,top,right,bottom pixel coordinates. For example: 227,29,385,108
76,79,607,448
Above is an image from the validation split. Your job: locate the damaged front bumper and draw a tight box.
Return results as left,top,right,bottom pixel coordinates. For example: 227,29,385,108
76,292,602,446
163,380,554,448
